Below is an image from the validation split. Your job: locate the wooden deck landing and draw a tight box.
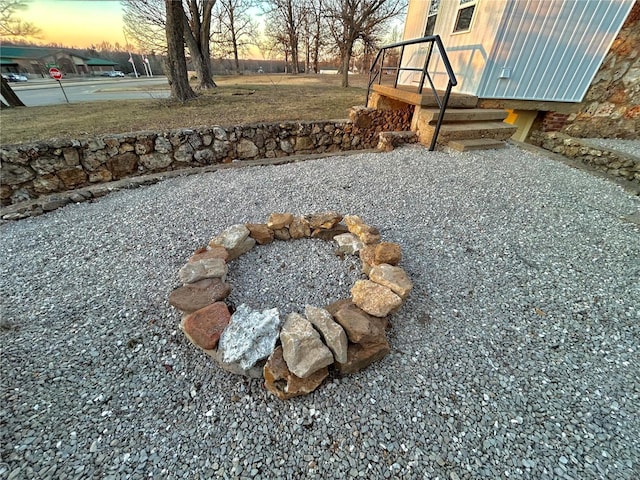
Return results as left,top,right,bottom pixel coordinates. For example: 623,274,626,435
371,84,478,109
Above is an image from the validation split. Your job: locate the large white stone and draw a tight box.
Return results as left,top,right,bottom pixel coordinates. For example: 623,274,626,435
209,224,250,250
218,304,282,371
281,313,334,378
305,305,348,363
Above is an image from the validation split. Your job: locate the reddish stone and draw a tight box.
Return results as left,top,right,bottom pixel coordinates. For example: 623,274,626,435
246,223,275,244
106,152,137,179
182,302,231,350
310,224,349,241
306,211,343,229
263,346,328,400
169,278,231,313
336,339,390,375
374,242,402,266
331,300,388,344
325,298,352,316
57,167,87,188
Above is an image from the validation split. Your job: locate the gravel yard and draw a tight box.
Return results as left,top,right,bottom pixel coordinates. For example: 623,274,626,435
1,144,639,480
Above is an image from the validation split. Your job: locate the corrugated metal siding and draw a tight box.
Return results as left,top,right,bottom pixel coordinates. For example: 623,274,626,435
478,0,634,101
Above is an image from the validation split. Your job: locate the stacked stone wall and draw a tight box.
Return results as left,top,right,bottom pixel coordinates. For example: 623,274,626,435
1,111,410,209
530,131,639,183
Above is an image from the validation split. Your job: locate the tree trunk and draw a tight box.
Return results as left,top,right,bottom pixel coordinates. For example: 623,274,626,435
183,0,216,89
165,0,197,101
231,25,240,74
291,41,300,74
341,43,353,88
312,28,320,74
1,77,26,107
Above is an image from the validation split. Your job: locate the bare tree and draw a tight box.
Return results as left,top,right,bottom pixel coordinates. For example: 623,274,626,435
260,20,290,71
183,0,216,88
213,0,257,74
122,0,217,89
262,0,306,74
307,0,324,73
0,0,40,107
165,0,197,100
122,0,167,54
0,0,39,38
322,0,404,87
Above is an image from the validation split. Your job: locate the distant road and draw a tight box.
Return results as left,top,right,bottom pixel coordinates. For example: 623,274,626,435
10,77,171,106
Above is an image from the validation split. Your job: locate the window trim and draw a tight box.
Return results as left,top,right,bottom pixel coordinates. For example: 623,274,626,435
424,13,438,36
452,0,478,34
424,0,440,36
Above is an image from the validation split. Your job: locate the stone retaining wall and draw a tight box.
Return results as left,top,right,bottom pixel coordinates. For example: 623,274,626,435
530,131,640,183
1,107,411,208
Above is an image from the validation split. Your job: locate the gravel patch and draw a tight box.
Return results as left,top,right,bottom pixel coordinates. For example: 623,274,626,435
1,144,639,479
582,138,640,158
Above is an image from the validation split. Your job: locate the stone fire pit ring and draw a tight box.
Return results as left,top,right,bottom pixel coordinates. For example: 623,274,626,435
169,212,413,399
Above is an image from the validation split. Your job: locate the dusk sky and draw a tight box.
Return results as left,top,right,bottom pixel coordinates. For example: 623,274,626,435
28,0,126,48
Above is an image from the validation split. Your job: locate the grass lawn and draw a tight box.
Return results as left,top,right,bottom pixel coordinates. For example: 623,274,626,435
0,74,370,145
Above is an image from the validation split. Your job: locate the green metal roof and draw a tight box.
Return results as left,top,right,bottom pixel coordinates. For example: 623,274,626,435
0,45,57,59
0,45,96,63
86,58,118,66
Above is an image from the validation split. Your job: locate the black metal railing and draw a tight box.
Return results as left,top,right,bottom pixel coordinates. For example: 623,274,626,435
366,35,458,151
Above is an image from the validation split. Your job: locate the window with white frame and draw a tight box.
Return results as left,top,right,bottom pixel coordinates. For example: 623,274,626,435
424,0,440,36
453,0,477,33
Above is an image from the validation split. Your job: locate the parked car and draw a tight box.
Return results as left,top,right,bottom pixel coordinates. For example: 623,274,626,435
3,73,28,82
103,70,125,78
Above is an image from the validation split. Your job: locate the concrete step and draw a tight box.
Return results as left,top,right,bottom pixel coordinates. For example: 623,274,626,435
419,121,517,145
372,84,478,108
417,107,508,123
448,138,508,151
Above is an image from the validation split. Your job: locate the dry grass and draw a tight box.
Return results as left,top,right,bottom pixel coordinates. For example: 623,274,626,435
0,74,370,145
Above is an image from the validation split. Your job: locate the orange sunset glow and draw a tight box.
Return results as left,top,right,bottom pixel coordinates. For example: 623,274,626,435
28,0,126,48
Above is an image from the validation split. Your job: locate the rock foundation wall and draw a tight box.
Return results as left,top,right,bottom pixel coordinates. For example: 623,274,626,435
1,110,410,208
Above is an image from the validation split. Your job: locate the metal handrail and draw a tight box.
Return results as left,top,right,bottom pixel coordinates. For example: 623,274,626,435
366,35,458,151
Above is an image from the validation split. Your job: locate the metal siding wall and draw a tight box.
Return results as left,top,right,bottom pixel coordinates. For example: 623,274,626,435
478,0,633,101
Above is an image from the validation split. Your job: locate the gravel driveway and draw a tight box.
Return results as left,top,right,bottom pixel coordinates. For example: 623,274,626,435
1,144,639,479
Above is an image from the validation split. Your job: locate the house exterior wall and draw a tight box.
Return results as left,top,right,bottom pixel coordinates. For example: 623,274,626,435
530,1,640,142
478,0,635,101
402,0,635,102
431,0,509,94
400,0,508,92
